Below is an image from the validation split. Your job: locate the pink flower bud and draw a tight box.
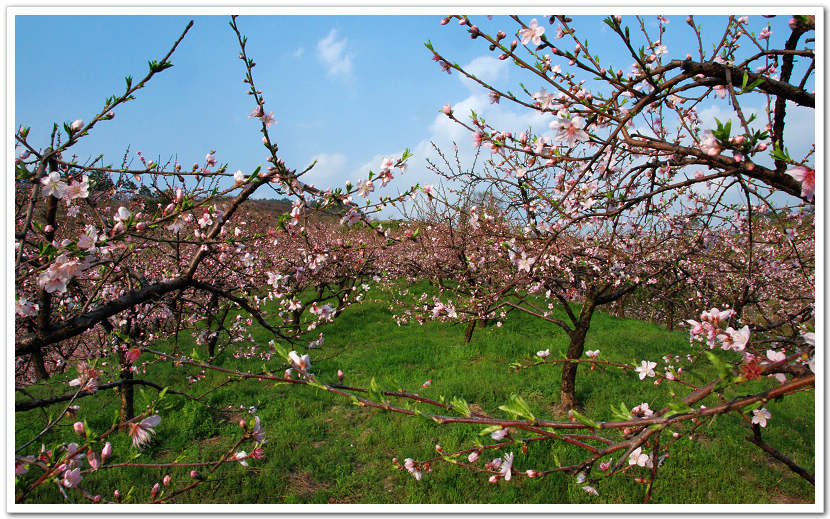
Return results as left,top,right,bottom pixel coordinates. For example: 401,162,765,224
70,120,84,132
190,469,204,481
441,104,452,116
136,222,147,232
114,489,121,501
468,451,480,463
101,442,112,463
73,422,85,435
44,225,54,233
163,474,171,487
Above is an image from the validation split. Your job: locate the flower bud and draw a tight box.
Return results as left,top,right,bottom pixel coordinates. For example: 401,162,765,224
73,422,85,435
163,474,171,487
101,442,112,463
70,120,84,132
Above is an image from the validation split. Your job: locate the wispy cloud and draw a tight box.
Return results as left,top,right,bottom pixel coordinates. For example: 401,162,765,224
317,29,353,79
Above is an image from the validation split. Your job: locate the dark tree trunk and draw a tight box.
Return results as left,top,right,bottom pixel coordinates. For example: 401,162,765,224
666,300,675,332
558,298,596,411
464,321,476,343
31,349,49,380
616,294,625,318
118,349,134,422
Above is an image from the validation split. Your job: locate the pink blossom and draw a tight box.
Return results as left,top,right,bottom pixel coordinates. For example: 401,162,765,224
128,414,161,448
635,360,657,380
163,474,171,487
699,131,722,156
759,26,771,40
468,451,480,463
64,176,90,200
87,450,100,471
234,451,249,467
585,350,600,360
101,442,112,464
491,428,509,441
15,298,38,317
519,18,545,46
251,416,266,443
766,349,786,363
288,351,310,370
441,104,452,115
356,179,374,198
73,422,85,435
628,447,652,468
785,166,815,200
78,229,98,250
499,452,514,481
551,115,589,147
62,468,82,488
536,349,550,359
114,206,131,223
40,172,68,199
720,325,750,351
260,112,277,128
70,119,84,132
751,408,771,427
632,403,654,418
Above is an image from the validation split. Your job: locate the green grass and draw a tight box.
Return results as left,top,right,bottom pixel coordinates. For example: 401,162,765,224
15,289,815,504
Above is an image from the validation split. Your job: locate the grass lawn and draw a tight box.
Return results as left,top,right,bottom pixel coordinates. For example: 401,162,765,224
15,288,815,504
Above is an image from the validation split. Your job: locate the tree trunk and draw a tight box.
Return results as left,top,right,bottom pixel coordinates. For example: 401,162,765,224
666,300,675,332
464,321,476,343
31,349,49,380
558,298,596,411
119,350,135,422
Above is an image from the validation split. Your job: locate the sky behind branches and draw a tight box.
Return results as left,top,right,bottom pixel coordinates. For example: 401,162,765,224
13,12,812,214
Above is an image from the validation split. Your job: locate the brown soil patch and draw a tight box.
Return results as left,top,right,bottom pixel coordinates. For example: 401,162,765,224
284,470,329,498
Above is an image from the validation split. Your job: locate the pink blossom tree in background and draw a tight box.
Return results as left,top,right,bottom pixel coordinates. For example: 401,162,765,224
13,13,816,504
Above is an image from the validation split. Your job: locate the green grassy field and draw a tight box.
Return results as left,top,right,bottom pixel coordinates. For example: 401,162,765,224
15,289,815,504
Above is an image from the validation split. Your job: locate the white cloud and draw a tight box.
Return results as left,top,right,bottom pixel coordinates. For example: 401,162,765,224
459,55,509,92
301,152,348,187
317,29,353,79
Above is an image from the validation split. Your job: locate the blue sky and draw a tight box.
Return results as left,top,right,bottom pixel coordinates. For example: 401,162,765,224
14,13,812,211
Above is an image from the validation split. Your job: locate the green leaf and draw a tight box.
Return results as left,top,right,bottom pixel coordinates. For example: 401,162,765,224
450,397,472,417
479,425,502,436
665,400,694,418
498,394,535,421
705,351,732,381
368,377,385,404
569,409,600,430
190,348,201,362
